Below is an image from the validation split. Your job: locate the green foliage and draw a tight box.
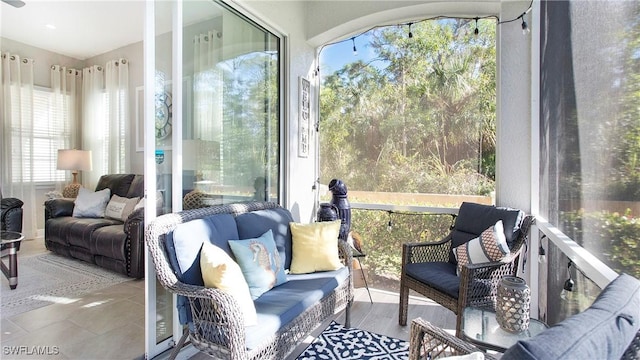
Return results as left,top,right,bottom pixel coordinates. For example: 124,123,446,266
561,209,640,278
352,209,455,291
320,19,496,194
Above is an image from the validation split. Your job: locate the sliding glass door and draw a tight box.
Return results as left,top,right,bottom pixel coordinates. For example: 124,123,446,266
182,2,281,209
144,0,283,357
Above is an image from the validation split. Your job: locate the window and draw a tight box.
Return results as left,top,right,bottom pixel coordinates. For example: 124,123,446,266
10,86,71,183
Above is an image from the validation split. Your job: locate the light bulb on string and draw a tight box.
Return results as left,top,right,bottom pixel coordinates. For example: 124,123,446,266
538,244,546,264
474,17,479,36
408,22,413,38
351,37,358,56
521,17,530,35
387,211,393,232
560,260,575,301
538,235,547,264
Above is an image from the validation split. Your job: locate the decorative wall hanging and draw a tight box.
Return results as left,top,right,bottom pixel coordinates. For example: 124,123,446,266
298,76,311,158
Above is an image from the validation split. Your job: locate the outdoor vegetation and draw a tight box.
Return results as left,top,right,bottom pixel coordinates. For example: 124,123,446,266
319,14,640,292
319,19,497,196
319,18,497,289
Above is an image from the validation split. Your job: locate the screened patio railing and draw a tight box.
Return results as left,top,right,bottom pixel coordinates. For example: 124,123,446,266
345,202,626,326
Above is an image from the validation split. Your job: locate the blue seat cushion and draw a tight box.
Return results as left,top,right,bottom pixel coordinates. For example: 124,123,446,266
405,262,460,298
235,207,294,270
503,273,640,360
244,266,349,350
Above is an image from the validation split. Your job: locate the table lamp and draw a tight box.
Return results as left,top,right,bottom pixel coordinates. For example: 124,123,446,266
57,149,92,198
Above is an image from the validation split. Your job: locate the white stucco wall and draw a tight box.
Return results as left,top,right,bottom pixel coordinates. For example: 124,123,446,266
496,1,532,212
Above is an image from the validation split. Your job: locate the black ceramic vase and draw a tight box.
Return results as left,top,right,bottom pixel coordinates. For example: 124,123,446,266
328,179,351,240
317,203,339,222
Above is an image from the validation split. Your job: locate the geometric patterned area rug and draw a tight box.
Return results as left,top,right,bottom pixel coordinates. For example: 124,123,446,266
296,321,409,360
1,253,131,319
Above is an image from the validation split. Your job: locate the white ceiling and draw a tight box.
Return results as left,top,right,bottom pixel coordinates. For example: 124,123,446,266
0,0,218,61
1,0,145,60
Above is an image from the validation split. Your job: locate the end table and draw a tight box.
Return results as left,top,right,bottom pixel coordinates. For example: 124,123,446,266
1,231,25,290
461,307,548,352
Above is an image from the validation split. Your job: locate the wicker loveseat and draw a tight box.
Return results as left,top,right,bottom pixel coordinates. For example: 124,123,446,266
409,273,640,359
145,201,353,359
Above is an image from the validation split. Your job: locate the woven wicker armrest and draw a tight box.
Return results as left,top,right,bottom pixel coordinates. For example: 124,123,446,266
458,259,519,311
409,317,495,359
402,235,452,265
187,287,247,354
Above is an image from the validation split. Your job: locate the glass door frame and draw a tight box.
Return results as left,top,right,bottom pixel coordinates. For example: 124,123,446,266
144,0,185,357
143,0,287,357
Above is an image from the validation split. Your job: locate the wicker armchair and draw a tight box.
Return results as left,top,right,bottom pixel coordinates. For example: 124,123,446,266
409,317,498,359
399,202,534,336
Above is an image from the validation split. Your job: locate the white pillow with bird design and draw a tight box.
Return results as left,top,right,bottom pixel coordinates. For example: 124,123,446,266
228,230,288,299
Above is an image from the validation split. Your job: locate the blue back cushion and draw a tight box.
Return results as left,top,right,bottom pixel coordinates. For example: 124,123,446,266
235,207,294,270
502,273,640,360
450,202,524,264
167,213,239,286
165,213,238,325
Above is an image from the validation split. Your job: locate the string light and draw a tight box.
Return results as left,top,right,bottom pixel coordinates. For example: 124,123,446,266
387,211,393,232
561,260,575,300
497,0,533,36
319,0,533,58
521,17,530,35
538,235,547,264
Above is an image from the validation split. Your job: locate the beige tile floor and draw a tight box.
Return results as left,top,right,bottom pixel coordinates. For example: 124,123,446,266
1,239,145,360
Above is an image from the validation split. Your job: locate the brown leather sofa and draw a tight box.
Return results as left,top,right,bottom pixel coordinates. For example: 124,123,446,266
44,174,145,278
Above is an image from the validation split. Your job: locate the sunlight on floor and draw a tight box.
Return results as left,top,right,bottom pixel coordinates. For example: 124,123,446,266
30,295,79,305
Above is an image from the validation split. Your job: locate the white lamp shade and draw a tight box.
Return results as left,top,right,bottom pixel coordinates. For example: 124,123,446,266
57,149,92,171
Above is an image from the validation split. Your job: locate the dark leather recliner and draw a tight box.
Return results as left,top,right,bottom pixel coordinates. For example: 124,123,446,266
44,174,146,278
1,197,24,251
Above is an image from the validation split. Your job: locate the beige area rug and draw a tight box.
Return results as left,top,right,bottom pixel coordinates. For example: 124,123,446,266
1,253,131,318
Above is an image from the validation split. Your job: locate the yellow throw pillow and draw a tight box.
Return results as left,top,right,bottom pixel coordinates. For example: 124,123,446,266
200,242,257,326
289,220,343,274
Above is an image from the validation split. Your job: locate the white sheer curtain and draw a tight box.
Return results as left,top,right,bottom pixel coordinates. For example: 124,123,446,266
82,65,105,189
105,59,128,174
1,52,37,239
50,65,81,192
194,31,223,142
82,59,128,188
193,31,223,183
